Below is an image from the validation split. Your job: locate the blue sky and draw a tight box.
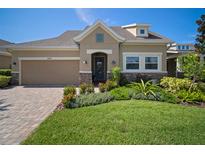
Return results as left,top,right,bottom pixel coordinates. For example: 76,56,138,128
0,8,203,43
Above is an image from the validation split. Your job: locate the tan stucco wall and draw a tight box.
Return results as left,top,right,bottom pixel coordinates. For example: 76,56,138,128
0,55,11,69
12,50,80,72
120,45,167,71
79,27,119,72
21,60,79,85
124,27,136,36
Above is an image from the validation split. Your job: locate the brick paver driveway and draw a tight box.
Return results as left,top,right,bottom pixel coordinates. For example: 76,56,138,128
0,86,63,144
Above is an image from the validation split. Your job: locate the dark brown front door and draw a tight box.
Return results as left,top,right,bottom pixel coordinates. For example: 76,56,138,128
92,53,107,83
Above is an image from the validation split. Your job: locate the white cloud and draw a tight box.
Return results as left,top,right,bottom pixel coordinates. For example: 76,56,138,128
74,9,116,26
75,9,95,25
103,18,116,25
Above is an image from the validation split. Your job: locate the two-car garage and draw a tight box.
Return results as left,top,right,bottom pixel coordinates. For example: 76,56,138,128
20,58,80,85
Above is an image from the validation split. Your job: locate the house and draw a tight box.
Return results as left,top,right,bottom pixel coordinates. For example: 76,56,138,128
167,43,195,77
5,21,172,85
0,39,12,69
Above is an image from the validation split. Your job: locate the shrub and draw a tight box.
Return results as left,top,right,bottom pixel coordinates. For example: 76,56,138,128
132,93,157,101
106,80,117,91
99,80,117,92
99,82,107,92
119,74,129,86
110,87,135,100
178,53,205,82
0,75,11,88
160,77,198,93
111,66,121,85
0,69,11,76
155,89,180,104
198,82,205,93
61,93,76,108
80,83,94,94
131,79,157,97
176,90,205,103
64,86,76,96
74,92,114,108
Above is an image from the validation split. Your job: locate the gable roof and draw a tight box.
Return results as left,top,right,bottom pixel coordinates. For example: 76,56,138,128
110,27,172,43
7,31,81,49
73,21,125,42
0,39,12,56
6,20,173,50
0,39,11,46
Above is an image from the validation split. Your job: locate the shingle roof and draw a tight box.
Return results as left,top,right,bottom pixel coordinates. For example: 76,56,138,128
10,30,81,48
0,39,12,56
7,25,172,49
0,39,11,46
110,26,171,42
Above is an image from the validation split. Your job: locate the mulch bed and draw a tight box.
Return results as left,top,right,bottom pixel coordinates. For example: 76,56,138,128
181,102,205,108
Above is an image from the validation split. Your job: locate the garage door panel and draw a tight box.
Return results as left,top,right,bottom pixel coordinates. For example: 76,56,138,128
21,60,79,85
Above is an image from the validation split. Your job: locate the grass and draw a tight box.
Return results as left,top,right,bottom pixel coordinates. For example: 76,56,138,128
22,100,205,145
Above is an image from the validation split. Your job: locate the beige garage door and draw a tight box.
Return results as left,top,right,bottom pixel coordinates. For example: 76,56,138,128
21,60,79,85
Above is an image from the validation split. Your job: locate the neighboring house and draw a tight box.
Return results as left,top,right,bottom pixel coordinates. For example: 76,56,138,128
167,43,195,77
0,39,12,69
5,21,172,85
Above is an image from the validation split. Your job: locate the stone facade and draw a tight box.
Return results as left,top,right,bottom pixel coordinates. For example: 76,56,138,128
79,73,92,83
122,72,167,82
11,72,19,85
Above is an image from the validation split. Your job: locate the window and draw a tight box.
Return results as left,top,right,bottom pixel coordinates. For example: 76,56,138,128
123,53,161,72
182,45,185,50
177,46,181,50
126,57,139,70
96,33,104,42
145,57,158,70
140,29,145,35
186,45,189,50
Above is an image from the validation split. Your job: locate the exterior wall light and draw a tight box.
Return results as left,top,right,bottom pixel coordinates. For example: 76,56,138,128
83,60,87,64
112,60,116,65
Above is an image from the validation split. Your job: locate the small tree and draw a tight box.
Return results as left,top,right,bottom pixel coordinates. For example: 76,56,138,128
178,53,205,82
195,14,205,55
111,66,121,85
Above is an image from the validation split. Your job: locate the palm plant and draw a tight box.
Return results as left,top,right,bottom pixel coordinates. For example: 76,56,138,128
132,79,156,97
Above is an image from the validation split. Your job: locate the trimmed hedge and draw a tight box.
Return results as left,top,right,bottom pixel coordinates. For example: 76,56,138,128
73,92,114,108
0,75,11,88
110,87,136,100
0,69,11,76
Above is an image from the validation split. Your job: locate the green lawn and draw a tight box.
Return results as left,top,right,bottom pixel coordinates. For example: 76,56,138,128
22,100,205,145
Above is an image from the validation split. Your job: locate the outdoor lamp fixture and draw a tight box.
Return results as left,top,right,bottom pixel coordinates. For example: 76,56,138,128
13,62,16,65
112,60,116,65
82,60,87,64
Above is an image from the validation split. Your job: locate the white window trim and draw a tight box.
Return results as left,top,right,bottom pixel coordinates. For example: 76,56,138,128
144,56,160,71
123,52,162,72
123,54,141,71
137,28,148,37
87,49,112,54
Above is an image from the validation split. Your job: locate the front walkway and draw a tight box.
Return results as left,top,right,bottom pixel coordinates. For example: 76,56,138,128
0,86,63,144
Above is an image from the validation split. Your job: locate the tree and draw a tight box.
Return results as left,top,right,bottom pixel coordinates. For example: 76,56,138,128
178,53,205,82
195,14,205,55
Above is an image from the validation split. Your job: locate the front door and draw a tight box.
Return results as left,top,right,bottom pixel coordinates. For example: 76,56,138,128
92,53,107,83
